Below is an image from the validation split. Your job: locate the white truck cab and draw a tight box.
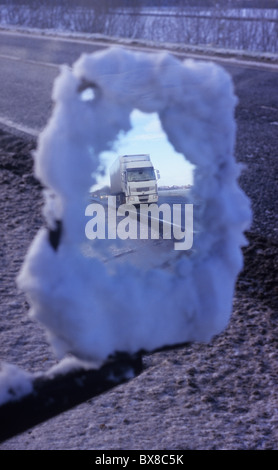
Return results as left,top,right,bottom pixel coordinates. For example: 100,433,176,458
110,154,159,205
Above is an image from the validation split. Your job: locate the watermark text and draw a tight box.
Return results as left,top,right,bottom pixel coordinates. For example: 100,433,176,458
85,196,193,251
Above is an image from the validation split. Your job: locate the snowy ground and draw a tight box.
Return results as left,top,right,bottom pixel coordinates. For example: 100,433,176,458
0,5,277,53
0,59,277,448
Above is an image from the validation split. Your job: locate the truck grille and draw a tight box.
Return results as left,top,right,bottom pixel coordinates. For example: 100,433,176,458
137,187,150,192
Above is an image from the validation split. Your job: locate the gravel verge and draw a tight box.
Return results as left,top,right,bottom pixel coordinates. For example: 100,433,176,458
0,81,277,450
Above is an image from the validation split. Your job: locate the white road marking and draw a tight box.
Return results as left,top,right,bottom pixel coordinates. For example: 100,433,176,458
0,116,39,137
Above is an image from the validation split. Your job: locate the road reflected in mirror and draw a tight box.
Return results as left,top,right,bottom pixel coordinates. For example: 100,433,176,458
85,110,196,271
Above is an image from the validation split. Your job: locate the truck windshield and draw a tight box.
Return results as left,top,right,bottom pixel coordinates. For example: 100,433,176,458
126,168,156,182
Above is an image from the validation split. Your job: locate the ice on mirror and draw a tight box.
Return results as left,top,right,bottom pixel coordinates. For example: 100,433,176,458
17,47,252,364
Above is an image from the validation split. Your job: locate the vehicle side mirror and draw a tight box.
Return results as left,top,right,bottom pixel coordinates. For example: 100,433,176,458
155,169,160,180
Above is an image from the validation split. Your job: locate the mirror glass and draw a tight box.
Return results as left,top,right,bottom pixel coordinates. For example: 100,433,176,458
86,110,196,271
93,109,195,192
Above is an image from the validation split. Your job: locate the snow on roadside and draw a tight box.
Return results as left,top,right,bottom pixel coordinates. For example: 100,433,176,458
0,363,33,406
0,24,277,65
0,4,277,54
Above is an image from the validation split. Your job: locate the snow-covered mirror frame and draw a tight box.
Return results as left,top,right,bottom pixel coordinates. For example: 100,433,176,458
17,48,251,365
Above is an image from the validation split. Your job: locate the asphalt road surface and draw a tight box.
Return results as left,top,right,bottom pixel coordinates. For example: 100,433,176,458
0,29,277,137
0,30,108,134
85,192,193,271
0,29,277,250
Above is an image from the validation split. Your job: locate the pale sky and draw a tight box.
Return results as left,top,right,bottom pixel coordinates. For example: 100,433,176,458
92,109,195,190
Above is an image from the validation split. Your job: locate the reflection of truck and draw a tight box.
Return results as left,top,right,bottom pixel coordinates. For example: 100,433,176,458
109,154,159,205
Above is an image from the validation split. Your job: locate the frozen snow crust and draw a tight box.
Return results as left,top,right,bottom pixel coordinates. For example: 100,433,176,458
0,363,33,406
17,47,252,364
